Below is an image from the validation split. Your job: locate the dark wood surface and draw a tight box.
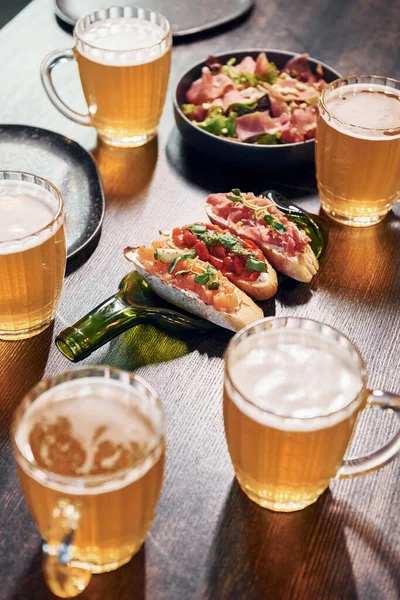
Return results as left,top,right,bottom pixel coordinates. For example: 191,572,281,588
1,0,400,598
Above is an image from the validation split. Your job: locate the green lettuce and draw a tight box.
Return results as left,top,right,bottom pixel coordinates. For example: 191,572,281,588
254,132,281,145
196,110,237,137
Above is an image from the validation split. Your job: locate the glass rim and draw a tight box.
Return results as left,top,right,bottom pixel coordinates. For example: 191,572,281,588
74,5,172,54
0,170,64,246
319,74,400,133
225,316,367,422
11,365,165,488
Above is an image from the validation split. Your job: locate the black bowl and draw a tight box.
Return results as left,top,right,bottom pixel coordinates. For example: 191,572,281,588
173,49,341,171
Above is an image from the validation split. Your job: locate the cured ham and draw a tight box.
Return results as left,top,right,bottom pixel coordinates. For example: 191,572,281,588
183,52,328,145
205,191,319,282
236,111,290,141
186,67,233,104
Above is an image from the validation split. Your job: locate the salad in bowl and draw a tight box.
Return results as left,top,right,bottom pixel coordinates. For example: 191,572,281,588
182,52,329,145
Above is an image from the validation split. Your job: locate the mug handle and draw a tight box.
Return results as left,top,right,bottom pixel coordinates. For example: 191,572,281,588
42,499,92,597
40,49,91,126
337,390,400,478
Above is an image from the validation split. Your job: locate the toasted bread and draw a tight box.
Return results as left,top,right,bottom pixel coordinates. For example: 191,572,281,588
160,223,278,301
206,193,319,283
124,245,263,332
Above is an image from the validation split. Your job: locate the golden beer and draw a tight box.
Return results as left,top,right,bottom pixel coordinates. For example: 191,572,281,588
316,76,400,226
75,18,171,146
224,319,365,512
0,173,66,340
12,368,165,594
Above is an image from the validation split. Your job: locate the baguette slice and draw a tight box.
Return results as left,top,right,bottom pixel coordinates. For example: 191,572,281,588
124,243,263,332
160,223,278,301
206,192,319,283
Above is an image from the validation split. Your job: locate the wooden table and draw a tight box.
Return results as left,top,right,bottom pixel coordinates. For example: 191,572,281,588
1,0,399,598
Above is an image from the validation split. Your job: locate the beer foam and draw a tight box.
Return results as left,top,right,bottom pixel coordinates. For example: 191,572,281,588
15,378,163,493
228,329,363,431
77,17,170,66
0,179,62,254
322,83,400,140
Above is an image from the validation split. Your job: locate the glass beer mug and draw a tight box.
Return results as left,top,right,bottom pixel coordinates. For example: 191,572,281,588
41,5,172,147
12,366,165,597
224,317,400,512
0,170,66,340
315,75,400,226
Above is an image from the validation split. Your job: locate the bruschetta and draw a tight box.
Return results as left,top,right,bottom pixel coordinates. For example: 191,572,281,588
124,241,263,331
206,190,319,282
160,223,278,301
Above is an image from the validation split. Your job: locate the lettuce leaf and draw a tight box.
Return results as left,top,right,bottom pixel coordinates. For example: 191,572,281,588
254,132,281,145
196,110,237,137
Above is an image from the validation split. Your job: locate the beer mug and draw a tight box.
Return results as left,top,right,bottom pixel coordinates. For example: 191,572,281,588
315,75,400,227
41,6,172,147
0,170,66,340
12,366,165,597
224,317,400,512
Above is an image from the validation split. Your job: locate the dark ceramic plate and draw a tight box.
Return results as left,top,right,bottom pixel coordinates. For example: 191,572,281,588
174,49,342,171
0,124,104,260
54,0,253,37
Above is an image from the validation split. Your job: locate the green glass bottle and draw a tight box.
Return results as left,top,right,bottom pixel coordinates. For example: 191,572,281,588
56,271,213,362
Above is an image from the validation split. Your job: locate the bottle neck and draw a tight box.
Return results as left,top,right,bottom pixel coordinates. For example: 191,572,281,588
55,293,146,362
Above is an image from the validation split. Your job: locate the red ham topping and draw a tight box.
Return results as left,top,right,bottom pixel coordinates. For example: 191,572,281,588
206,193,311,257
186,67,233,104
236,111,290,142
255,52,271,76
236,56,257,74
283,54,317,83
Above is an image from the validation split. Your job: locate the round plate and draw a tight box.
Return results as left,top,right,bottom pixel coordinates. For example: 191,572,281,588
0,124,104,260
174,49,342,171
54,0,253,37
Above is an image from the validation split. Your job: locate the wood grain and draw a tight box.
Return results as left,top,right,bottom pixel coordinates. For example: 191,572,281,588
1,0,400,598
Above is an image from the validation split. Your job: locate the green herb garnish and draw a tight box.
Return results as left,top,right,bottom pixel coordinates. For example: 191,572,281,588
245,256,267,272
194,264,220,289
226,189,287,233
264,214,287,233
190,223,207,235
188,225,268,273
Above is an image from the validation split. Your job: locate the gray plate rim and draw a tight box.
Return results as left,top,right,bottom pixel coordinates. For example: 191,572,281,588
0,123,105,261
53,0,254,37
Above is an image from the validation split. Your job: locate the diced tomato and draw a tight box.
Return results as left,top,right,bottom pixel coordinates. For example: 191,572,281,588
171,228,185,247
183,231,198,248
233,256,244,275
248,271,259,281
223,256,234,273
213,291,239,312
212,245,226,259
209,255,224,270
194,241,210,261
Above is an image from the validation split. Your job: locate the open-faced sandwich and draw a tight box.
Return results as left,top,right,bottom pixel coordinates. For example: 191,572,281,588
124,241,263,332
206,189,319,282
160,222,278,300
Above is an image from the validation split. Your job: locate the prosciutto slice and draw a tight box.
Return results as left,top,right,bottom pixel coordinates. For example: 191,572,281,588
236,111,290,142
221,87,263,111
255,52,271,76
283,54,317,83
206,193,311,257
281,106,317,143
236,56,256,74
187,67,233,104
267,86,291,117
